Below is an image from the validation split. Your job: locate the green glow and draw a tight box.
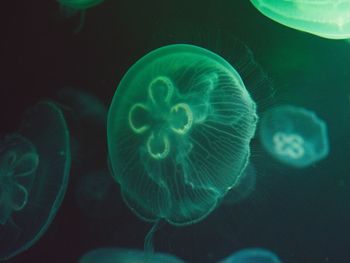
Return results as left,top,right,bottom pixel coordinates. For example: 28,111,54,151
79,248,186,263
58,0,104,10
259,105,329,168
0,101,71,260
107,44,258,226
250,0,350,39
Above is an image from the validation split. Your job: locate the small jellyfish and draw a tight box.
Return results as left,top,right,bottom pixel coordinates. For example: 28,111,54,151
79,248,186,263
57,0,104,32
222,164,257,206
250,0,350,39
75,169,122,219
259,105,329,168
107,44,258,227
0,101,71,260
57,87,107,127
217,248,282,263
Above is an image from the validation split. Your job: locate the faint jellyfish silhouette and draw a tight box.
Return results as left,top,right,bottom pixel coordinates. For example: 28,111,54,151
57,87,107,127
107,44,258,227
250,0,350,39
0,101,71,260
217,248,282,263
79,248,186,263
259,105,329,168
75,169,122,219
222,164,257,206
57,0,104,32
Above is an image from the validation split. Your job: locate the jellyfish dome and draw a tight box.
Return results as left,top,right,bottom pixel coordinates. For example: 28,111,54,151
79,248,186,263
0,101,71,260
250,0,350,39
58,0,104,11
217,248,282,263
107,44,258,226
259,105,329,168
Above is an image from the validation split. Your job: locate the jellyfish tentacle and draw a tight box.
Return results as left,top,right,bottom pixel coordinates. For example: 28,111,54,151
13,152,39,178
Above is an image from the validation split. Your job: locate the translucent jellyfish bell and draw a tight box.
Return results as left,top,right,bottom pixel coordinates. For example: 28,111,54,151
79,248,186,263
250,0,350,39
0,101,71,260
259,105,329,168
217,248,282,263
222,164,257,206
107,44,258,226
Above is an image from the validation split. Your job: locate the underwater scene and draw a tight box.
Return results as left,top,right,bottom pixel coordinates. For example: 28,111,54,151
1,0,350,262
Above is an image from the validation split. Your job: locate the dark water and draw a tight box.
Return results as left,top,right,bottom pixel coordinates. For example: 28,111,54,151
1,0,350,262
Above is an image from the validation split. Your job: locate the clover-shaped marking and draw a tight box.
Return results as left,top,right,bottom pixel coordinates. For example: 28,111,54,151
0,149,39,223
128,76,193,160
273,132,305,159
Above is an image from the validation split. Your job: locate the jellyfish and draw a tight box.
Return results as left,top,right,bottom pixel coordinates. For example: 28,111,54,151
57,0,104,32
108,44,258,229
0,101,71,260
250,0,350,39
57,87,107,127
75,169,122,219
217,248,282,263
79,248,186,263
222,163,257,206
259,105,329,168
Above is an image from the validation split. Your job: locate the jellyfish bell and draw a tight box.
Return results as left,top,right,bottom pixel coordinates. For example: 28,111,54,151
57,0,104,32
79,247,186,263
259,105,329,168
222,163,257,206
108,44,258,228
217,248,282,263
0,101,71,260
250,0,350,39
75,169,122,220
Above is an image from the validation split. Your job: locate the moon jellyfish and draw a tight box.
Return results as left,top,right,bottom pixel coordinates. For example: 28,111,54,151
259,105,329,168
218,248,282,263
57,87,107,127
222,164,257,206
0,101,71,260
75,169,122,219
250,0,350,39
58,0,104,32
107,44,258,226
79,248,186,263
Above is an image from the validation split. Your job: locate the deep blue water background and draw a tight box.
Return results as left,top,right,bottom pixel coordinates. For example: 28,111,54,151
1,0,350,262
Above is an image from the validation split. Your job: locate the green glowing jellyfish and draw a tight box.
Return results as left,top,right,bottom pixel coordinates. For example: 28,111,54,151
58,0,104,32
222,164,257,206
0,101,71,260
79,248,186,263
218,248,282,263
250,0,350,39
259,105,329,168
108,44,258,226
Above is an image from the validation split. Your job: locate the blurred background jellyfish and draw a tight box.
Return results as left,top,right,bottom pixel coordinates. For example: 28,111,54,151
75,169,122,220
57,87,107,127
250,0,350,39
79,247,186,263
0,101,71,260
259,105,329,168
107,44,258,248
222,163,257,206
57,0,104,32
217,248,282,263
